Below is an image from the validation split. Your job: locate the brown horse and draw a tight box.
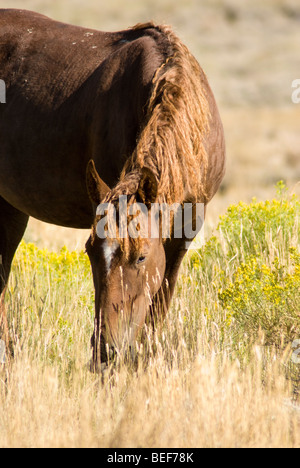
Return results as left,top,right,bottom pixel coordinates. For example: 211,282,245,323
0,9,225,368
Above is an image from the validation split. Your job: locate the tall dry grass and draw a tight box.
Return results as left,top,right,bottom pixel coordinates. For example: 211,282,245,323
1,341,298,448
1,187,300,448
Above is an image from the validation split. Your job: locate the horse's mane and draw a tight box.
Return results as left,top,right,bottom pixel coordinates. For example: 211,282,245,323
94,24,210,251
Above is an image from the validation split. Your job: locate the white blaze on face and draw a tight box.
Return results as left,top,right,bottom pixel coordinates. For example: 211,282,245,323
103,240,119,272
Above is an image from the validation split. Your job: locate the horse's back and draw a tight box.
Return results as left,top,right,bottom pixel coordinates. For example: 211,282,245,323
0,9,114,98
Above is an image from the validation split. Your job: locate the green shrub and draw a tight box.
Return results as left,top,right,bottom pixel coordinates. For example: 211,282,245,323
188,182,300,352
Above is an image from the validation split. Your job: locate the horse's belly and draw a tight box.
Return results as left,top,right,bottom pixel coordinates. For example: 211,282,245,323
0,160,93,228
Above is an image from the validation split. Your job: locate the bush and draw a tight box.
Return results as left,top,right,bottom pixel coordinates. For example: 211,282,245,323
188,182,300,352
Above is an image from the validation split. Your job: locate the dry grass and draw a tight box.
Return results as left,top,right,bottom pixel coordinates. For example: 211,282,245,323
0,0,300,448
1,243,300,448
1,193,300,448
1,344,299,448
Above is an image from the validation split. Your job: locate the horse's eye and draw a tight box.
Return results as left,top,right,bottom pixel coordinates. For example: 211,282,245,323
136,255,146,265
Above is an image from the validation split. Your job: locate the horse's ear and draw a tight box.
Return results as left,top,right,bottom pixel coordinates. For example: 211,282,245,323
86,160,110,206
137,167,158,208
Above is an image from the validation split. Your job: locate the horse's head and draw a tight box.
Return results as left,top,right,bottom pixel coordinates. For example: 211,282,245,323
86,161,166,366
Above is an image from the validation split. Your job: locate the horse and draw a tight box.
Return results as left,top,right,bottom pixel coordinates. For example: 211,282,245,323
0,9,226,369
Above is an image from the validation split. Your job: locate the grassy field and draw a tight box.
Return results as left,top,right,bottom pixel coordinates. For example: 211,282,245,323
1,186,300,447
0,0,300,448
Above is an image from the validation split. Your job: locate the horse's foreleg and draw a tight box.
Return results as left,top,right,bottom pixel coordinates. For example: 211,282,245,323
149,204,207,327
149,238,188,327
0,285,8,363
0,285,8,340
0,197,29,354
